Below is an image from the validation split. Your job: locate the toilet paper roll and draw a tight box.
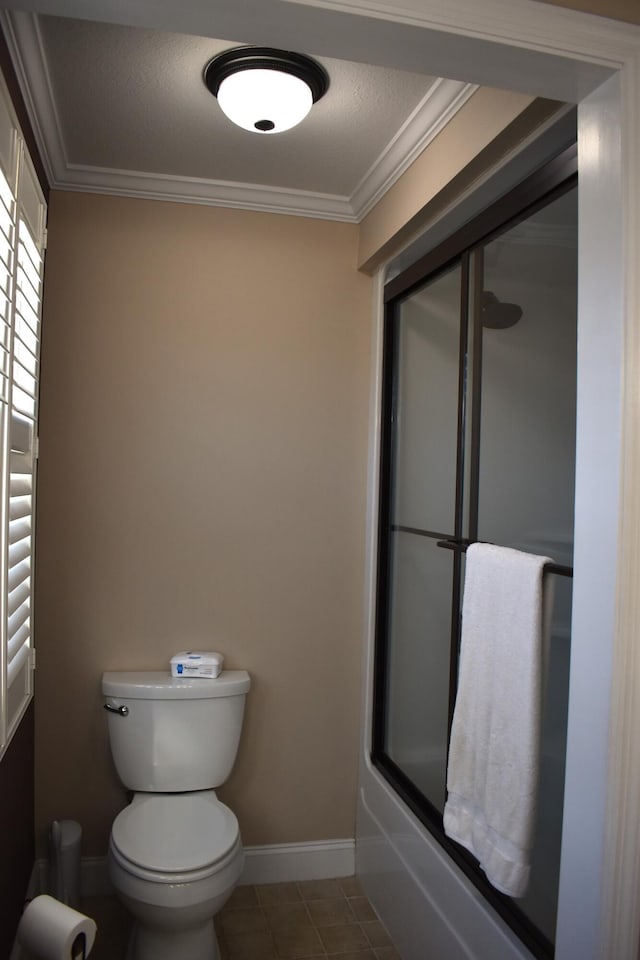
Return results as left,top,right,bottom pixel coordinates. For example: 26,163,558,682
18,895,96,960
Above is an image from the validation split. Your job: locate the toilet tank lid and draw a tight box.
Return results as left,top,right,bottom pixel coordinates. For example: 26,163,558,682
102,670,250,699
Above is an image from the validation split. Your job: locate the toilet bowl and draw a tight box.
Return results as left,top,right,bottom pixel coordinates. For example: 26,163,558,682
108,792,243,960
102,670,250,960
107,790,243,960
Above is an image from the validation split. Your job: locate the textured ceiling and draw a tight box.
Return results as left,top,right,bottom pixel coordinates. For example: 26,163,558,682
2,9,480,221
36,16,434,195
2,0,616,220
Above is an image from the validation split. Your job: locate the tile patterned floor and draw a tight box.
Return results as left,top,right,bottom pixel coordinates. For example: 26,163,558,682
218,877,400,960
81,877,401,960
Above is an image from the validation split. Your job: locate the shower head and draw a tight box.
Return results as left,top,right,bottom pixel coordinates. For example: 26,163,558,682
481,291,523,329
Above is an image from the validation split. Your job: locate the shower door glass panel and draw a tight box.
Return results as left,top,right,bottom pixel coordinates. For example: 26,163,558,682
392,265,462,533
477,187,577,562
385,534,453,813
476,185,577,943
383,264,462,814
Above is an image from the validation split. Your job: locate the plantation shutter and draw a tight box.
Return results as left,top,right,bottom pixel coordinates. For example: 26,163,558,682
0,78,45,755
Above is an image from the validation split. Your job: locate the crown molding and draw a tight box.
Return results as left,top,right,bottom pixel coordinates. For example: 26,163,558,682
0,10,61,189
350,77,477,220
0,9,477,222
57,163,358,220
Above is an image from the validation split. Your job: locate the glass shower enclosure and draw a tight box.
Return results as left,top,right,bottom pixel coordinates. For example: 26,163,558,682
373,151,577,958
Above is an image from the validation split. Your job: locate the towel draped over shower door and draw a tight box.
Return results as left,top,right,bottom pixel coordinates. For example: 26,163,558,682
443,542,553,898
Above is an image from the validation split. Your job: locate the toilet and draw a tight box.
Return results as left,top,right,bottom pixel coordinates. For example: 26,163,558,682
102,669,250,960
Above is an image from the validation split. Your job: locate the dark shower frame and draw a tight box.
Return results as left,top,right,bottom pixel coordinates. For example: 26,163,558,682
372,144,578,960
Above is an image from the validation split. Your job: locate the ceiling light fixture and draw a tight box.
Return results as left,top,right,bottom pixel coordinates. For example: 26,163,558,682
204,47,329,135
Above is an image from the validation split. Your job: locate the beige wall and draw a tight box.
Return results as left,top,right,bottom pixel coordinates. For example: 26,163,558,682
34,80,572,860
35,192,372,856
359,88,530,270
357,91,563,273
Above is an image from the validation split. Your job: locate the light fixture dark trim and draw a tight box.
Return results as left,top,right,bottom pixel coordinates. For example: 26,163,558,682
203,46,329,103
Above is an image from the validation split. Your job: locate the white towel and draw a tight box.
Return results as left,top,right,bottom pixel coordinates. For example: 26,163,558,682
443,543,553,897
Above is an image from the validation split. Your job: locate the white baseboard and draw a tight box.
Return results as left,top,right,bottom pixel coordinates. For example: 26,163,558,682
29,837,357,901
242,839,355,885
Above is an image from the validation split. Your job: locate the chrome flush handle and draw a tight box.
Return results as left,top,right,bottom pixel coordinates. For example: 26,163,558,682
103,703,129,717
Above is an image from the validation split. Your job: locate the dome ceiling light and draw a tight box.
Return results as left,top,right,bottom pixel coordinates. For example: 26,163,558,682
204,47,329,135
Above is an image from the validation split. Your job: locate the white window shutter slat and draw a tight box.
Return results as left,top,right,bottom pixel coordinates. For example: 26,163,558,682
0,90,17,196
0,90,46,754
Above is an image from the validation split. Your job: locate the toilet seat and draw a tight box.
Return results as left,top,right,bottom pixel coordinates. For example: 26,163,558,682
111,793,240,883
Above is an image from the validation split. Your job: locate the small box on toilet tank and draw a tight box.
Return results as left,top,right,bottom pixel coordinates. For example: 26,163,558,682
170,651,224,678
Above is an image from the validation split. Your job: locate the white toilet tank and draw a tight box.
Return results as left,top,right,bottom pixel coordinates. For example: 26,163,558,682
102,670,250,792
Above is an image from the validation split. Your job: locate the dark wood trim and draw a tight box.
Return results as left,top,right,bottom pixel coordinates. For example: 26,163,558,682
391,524,451,540
371,299,397,758
0,701,34,959
468,247,484,542
448,253,469,739
0,24,49,200
454,253,469,546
